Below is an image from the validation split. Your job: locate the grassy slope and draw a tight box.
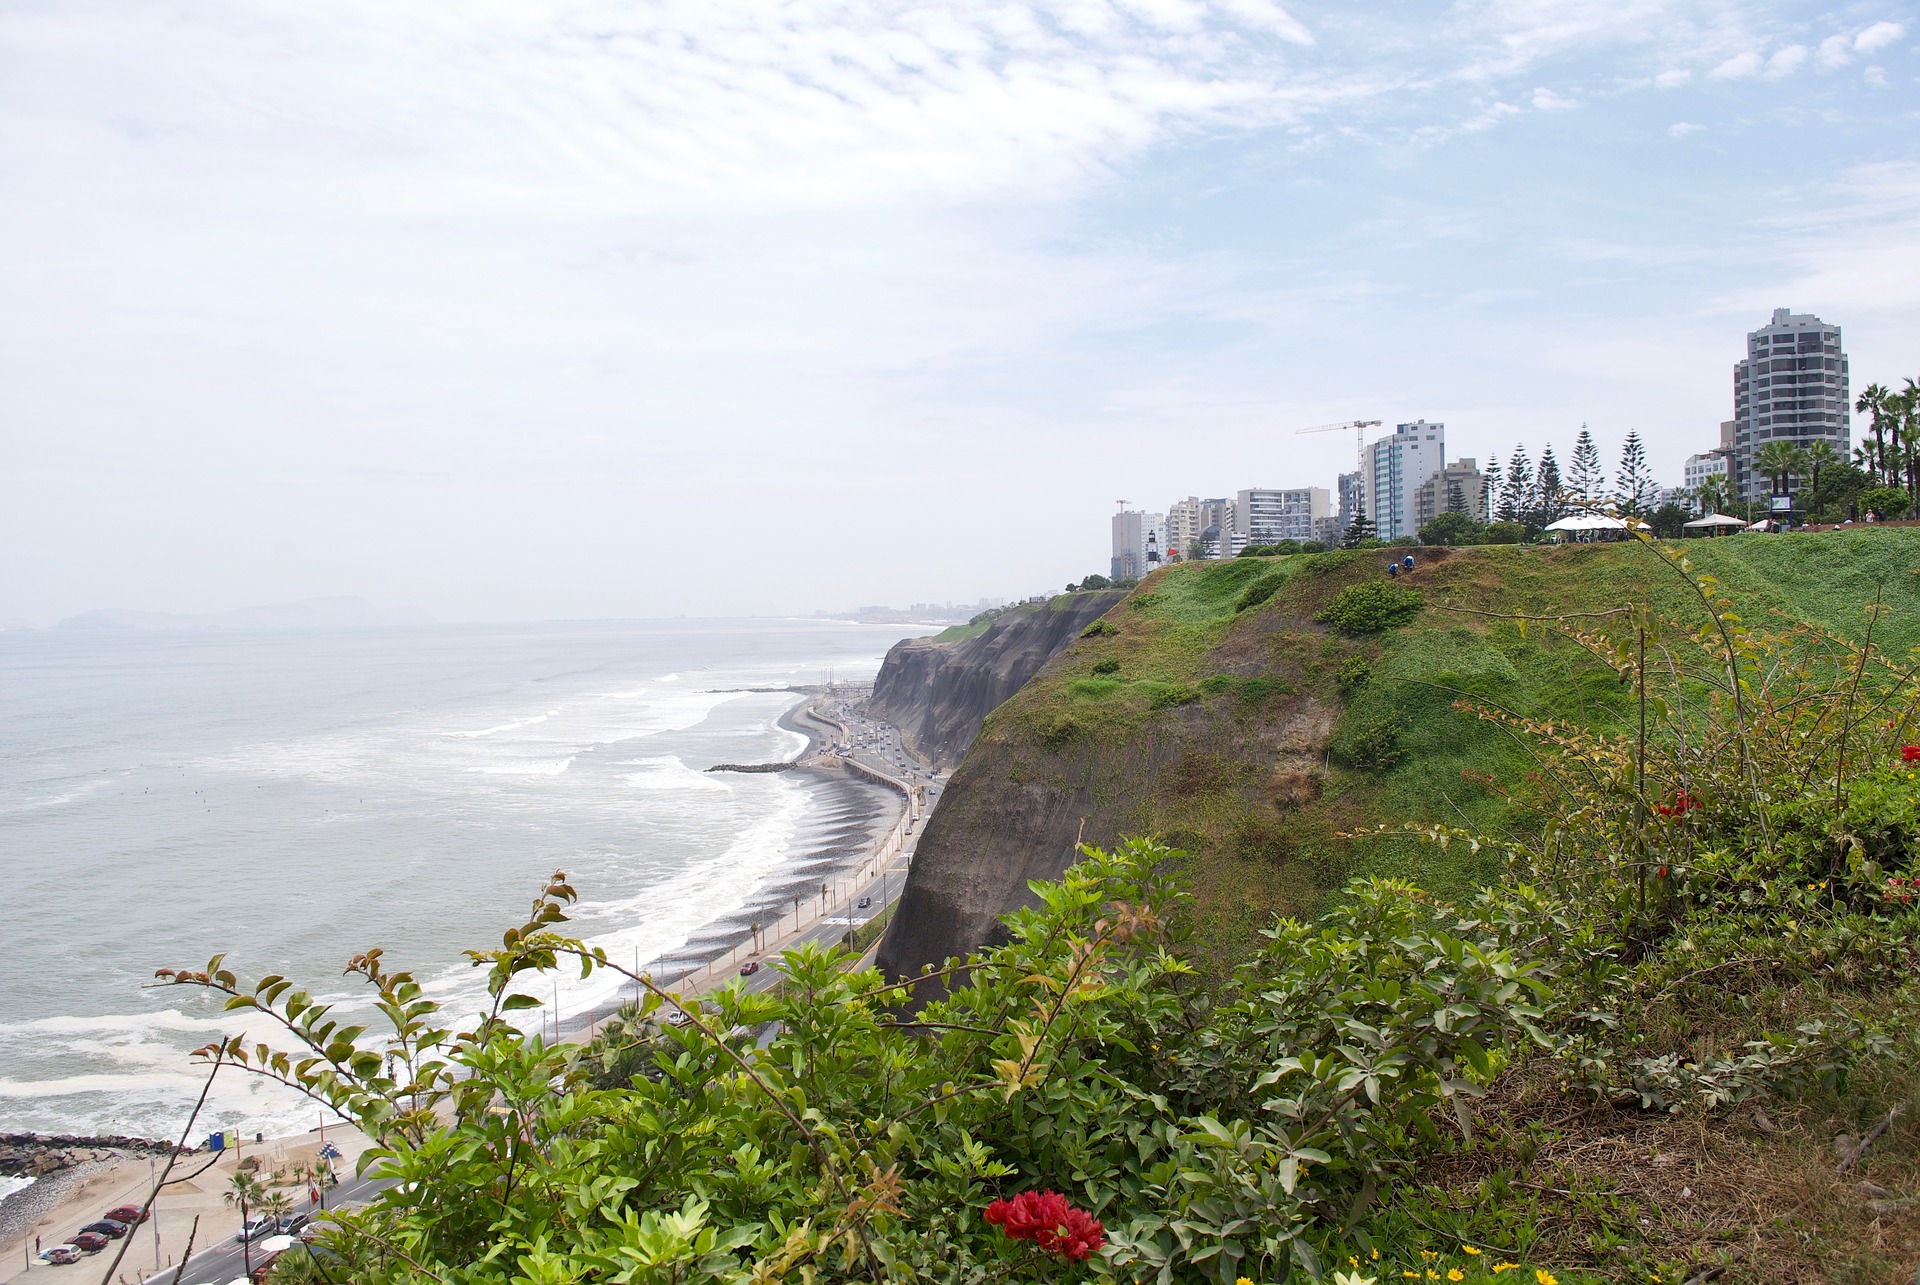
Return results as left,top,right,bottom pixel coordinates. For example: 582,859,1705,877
978,529,1920,968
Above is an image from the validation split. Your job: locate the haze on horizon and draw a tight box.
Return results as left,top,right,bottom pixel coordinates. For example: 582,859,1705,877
3,0,1917,625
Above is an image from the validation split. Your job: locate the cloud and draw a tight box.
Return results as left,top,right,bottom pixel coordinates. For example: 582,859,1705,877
1865,65,1889,85
1764,44,1809,77
1461,101,1523,132
1654,68,1693,87
1530,86,1576,110
1213,0,1314,44
1854,20,1906,52
1709,50,1763,78
1818,33,1853,68
1668,121,1703,137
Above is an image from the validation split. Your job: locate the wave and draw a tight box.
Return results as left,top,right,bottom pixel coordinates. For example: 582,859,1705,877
454,710,558,738
621,756,730,793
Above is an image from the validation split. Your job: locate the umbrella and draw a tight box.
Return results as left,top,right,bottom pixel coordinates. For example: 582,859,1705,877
1543,513,1628,532
1683,513,1748,528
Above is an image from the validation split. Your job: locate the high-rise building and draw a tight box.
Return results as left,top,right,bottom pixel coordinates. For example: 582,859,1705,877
1165,497,1202,561
1233,487,1331,547
1365,420,1445,541
1110,509,1166,581
1336,470,1363,538
1731,309,1849,503
1412,458,1486,530
1683,451,1728,492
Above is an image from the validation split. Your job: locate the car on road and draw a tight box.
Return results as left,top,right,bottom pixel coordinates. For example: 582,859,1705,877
39,1244,83,1264
274,1213,310,1235
65,1232,108,1253
104,1204,150,1225
81,1219,129,1239
738,961,760,976
664,1008,693,1027
857,897,872,909
238,1216,279,1242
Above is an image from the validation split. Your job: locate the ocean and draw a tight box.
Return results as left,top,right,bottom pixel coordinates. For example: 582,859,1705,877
0,618,921,1141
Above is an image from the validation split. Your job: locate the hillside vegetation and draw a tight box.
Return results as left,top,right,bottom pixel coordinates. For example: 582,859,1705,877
953,530,1920,963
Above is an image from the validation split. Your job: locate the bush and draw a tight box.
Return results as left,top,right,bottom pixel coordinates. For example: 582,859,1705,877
1484,521,1524,544
1148,682,1200,710
1335,713,1404,769
1234,571,1289,613
1039,713,1082,748
1091,658,1120,676
1335,655,1371,696
1081,618,1118,638
1861,485,1911,519
1239,675,1293,706
1314,581,1423,635
1418,511,1484,546
1301,540,1330,553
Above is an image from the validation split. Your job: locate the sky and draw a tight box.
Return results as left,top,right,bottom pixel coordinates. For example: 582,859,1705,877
2,0,1918,623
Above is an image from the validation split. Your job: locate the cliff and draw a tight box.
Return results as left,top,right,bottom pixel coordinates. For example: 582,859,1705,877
867,591,1127,771
876,530,1920,990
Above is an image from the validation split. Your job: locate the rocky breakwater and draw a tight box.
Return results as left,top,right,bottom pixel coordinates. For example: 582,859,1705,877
867,591,1126,771
1,1132,179,1176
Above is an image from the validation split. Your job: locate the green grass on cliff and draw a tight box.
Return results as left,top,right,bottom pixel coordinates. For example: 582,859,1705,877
972,529,1920,966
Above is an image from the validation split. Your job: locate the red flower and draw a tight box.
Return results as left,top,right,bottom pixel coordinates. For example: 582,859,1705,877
1654,790,1701,818
1902,745,1920,763
984,1191,1104,1262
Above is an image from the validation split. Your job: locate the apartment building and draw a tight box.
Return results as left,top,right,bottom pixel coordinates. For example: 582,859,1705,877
1365,420,1445,541
1731,310,1850,503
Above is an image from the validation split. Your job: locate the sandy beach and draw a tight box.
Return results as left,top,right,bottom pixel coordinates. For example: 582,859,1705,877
0,1126,373,1282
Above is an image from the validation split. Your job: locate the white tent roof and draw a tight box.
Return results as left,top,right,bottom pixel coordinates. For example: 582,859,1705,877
255,1235,296,1254
1683,513,1748,528
1543,512,1628,531
1747,517,1772,529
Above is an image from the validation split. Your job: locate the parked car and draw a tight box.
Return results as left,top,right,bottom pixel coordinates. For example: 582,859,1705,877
65,1233,108,1253
39,1244,84,1264
104,1205,150,1226
80,1219,129,1239
738,961,760,976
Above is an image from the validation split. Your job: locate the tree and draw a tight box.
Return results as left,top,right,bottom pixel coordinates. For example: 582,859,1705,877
1418,511,1483,546
1755,439,1805,498
1613,431,1655,515
1802,440,1840,516
1533,445,1567,526
1341,501,1377,548
1695,473,1730,516
1899,380,1920,504
1861,485,1912,519
1650,502,1691,538
1480,457,1502,521
1567,426,1605,508
1497,446,1532,524
1445,477,1467,514
226,1170,266,1274
1856,383,1894,484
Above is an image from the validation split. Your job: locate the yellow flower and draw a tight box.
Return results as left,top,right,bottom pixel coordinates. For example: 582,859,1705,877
1373,1249,1381,1262
1350,1258,1361,1269
1492,1267,1519,1275
1404,1273,1421,1280
1421,1251,1439,1261
1463,1246,1482,1256
1236,1278,1255,1285
1449,1271,1465,1282
1536,1271,1558,1285
1426,1273,1440,1282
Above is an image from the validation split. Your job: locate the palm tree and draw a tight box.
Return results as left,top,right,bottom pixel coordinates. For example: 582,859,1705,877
226,1170,266,1274
1857,383,1894,484
1900,381,1920,505
1802,440,1839,516
1754,439,1806,506
1696,473,1729,516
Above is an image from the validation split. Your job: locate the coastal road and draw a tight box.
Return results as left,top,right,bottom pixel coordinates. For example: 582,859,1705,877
139,1169,389,1285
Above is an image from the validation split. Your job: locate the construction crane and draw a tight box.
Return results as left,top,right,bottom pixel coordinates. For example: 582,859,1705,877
1294,420,1382,474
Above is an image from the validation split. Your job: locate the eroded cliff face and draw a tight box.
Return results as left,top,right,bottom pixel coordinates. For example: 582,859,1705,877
867,592,1126,771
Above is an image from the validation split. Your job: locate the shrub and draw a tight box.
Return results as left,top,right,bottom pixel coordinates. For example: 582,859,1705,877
1039,713,1082,748
1067,677,1119,699
1148,682,1200,710
1198,674,1234,694
1239,675,1293,706
1301,540,1330,553
1315,582,1423,634
1081,618,1118,638
1484,521,1524,544
1335,655,1371,696
1090,658,1120,676
1861,485,1911,519
1336,713,1404,769
1235,571,1290,613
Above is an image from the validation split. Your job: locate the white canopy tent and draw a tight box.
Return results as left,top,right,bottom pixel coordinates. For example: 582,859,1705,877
1683,513,1748,529
1543,513,1627,532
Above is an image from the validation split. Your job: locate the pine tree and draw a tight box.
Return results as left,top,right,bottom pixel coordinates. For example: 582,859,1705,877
1446,478,1467,514
1498,446,1533,524
1568,425,1604,508
1615,431,1654,515
1341,499,1376,548
1534,445,1566,525
1481,458,1502,522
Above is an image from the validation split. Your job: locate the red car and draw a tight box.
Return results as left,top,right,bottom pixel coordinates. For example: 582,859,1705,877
66,1233,109,1253
104,1205,150,1225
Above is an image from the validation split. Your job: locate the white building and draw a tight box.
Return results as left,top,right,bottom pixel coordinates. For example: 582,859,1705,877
1110,509,1166,581
1731,309,1850,503
1683,451,1728,492
1233,487,1331,548
1166,497,1202,561
1365,420,1446,541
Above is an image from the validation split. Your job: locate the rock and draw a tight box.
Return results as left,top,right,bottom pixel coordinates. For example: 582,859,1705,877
1858,1181,1893,1200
